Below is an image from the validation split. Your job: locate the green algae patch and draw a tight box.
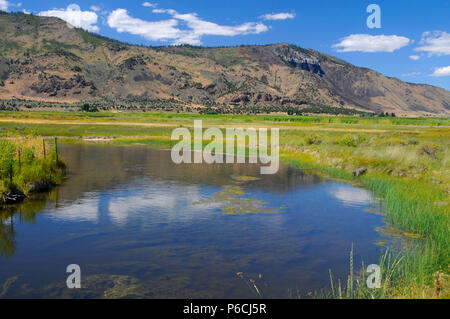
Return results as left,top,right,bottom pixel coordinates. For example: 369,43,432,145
30,274,151,299
376,226,423,242
193,183,283,216
230,175,261,183
364,207,384,216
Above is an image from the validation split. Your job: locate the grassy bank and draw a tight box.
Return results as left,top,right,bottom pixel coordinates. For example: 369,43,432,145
0,137,66,199
0,111,448,298
283,153,448,298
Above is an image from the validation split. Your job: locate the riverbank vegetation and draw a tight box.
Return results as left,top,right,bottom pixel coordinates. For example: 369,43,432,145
0,111,448,298
0,137,66,203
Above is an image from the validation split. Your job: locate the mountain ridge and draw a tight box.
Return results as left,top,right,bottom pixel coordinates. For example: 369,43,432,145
0,11,449,116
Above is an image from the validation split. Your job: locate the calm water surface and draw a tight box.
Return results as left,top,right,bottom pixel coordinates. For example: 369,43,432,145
0,144,394,298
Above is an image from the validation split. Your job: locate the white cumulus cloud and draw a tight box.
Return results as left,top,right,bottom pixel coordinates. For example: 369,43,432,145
107,8,180,41
0,0,10,11
167,10,268,45
89,5,101,12
108,7,268,45
142,2,156,7
260,12,295,21
431,66,450,77
409,55,420,61
415,31,450,56
402,71,421,77
38,4,99,32
333,34,411,53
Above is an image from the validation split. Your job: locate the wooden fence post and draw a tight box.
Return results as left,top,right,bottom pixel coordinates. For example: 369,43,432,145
18,148,21,171
54,137,58,159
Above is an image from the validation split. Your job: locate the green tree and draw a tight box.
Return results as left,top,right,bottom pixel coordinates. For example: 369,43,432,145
80,103,98,112
80,103,90,112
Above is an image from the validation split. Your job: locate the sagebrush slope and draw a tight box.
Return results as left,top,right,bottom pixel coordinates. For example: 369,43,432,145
0,12,449,116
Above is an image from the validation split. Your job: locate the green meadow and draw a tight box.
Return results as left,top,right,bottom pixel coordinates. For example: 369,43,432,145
0,110,448,298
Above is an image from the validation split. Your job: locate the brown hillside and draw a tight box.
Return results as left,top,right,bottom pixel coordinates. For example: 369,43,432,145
0,12,449,116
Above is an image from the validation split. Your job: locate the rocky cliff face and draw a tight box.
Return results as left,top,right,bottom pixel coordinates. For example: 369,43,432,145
274,45,324,75
0,11,449,116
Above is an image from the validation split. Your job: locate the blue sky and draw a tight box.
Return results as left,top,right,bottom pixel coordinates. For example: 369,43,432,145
2,0,450,90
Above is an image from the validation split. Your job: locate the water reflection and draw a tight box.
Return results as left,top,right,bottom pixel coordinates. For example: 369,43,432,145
0,215,15,258
328,185,375,208
106,184,207,226
45,145,322,225
47,196,101,223
57,144,323,200
0,144,399,298
0,197,48,258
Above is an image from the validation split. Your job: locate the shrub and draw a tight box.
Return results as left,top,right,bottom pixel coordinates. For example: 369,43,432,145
305,134,322,145
339,135,358,147
419,142,440,158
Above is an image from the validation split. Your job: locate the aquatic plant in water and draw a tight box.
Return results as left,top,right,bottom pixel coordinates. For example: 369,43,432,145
193,175,284,215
